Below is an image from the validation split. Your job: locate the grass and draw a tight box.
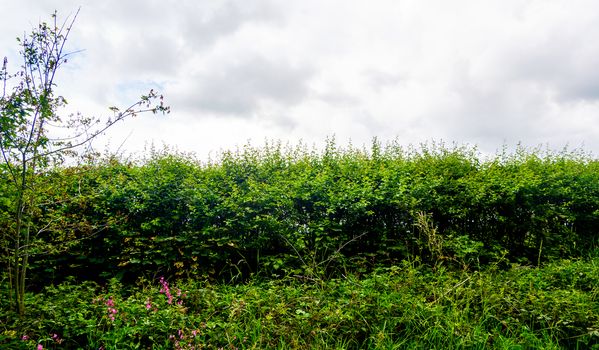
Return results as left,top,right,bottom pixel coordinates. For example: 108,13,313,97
2,255,599,349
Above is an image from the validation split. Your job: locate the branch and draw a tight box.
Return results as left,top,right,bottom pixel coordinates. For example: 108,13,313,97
319,231,367,269
279,233,309,268
0,142,19,186
28,217,123,257
44,9,79,98
31,102,166,162
0,59,20,184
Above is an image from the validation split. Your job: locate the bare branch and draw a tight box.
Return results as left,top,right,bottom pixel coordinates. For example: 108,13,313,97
32,104,166,162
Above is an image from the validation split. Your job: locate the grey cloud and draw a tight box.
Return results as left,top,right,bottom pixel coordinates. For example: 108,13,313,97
442,87,595,157
113,34,183,78
365,69,406,91
177,1,282,50
62,1,282,80
435,13,599,151
175,56,314,116
496,24,599,102
439,62,551,147
316,91,361,106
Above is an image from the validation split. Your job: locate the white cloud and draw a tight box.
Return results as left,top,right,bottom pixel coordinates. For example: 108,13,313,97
2,0,599,158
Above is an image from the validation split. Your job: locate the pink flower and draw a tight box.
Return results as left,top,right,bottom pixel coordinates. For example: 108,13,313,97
21,335,29,341
159,277,173,304
105,298,114,307
51,333,62,344
37,345,43,350
145,299,152,310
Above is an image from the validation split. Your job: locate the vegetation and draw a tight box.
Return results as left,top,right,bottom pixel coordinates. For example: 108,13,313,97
0,10,168,316
1,141,599,348
2,9,599,350
2,254,598,349
9,141,598,284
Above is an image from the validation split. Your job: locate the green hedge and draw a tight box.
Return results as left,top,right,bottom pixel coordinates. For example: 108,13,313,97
3,141,598,283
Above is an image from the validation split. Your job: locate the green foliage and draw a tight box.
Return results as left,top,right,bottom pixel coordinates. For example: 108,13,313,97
2,258,598,348
7,141,597,285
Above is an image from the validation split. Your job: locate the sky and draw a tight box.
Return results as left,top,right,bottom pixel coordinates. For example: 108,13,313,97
1,0,599,159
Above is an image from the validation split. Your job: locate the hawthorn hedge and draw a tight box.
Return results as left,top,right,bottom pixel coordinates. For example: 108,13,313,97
3,142,599,284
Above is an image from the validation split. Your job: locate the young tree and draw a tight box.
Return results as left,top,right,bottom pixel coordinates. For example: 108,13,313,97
0,10,169,316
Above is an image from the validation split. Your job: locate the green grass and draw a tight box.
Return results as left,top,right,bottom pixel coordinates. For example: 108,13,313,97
3,256,599,349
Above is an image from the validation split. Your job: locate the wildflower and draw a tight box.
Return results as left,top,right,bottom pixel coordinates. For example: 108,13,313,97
103,296,118,321
108,307,118,321
37,345,43,350
21,335,29,341
145,299,152,310
51,333,63,344
159,277,173,304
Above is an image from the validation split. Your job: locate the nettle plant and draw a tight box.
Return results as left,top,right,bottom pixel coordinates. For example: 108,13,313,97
0,9,169,316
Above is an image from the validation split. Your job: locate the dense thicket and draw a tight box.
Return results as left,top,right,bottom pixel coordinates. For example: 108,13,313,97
3,141,598,285
5,259,599,349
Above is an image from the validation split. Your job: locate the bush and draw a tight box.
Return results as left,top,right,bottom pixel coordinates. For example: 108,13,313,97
5,141,598,284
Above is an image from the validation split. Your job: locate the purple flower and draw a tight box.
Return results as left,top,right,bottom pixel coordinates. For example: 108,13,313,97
21,335,29,341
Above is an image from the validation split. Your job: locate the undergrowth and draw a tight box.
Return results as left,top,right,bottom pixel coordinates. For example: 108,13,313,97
2,256,598,349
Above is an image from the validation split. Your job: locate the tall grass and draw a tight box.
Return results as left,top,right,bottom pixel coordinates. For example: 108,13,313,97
3,256,598,349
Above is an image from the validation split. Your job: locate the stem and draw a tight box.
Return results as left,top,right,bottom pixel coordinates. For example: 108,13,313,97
13,154,27,316
19,224,30,316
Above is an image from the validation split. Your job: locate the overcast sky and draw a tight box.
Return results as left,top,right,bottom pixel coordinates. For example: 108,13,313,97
2,0,599,159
